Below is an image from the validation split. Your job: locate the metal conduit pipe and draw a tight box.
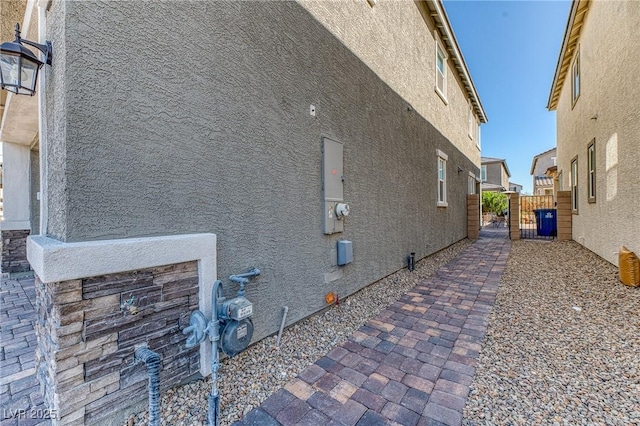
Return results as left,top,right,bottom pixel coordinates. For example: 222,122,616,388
276,306,289,347
208,280,223,426
135,347,162,426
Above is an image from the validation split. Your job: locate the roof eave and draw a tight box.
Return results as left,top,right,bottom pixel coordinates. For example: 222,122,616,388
424,0,488,123
547,0,591,111
530,158,538,176
502,161,511,178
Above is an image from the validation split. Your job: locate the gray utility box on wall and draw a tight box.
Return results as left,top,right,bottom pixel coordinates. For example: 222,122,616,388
322,136,350,234
337,240,353,266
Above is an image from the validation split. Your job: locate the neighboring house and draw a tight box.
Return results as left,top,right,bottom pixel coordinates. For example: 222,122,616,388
530,147,557,195
1,0,486,423
508,182,523,193
547,0,639,265
481,157,511,192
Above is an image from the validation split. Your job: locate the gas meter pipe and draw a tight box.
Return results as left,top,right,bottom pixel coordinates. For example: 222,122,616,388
208,280,223,426
135,347,162,426
183,270,260,426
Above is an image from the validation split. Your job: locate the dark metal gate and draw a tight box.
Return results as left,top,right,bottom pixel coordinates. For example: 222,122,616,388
519,195,556,240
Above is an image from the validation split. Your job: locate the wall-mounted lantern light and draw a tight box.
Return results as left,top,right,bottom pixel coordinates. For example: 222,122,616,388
0,23,52,96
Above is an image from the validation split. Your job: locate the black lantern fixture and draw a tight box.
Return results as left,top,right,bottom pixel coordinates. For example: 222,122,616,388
0,23,52,96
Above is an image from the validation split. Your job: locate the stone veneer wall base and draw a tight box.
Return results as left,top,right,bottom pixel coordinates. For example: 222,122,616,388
35,262,201,424
2,229,32,273
27,233,216,425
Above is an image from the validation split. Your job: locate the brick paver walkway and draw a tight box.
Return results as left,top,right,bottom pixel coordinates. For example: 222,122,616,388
234,227,510,426
0,227,509,426
0,275,51,426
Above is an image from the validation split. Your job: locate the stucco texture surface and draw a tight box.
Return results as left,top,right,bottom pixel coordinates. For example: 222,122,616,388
45,1,478,342
298,0,483,164
44,0,68,241
555,0,640,265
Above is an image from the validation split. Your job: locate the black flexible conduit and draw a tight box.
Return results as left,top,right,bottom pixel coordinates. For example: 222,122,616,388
135,347,161,426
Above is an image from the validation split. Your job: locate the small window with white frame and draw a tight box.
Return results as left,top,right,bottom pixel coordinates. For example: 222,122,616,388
588,139,596,202
437,149,448,206
468,172,476,195
435,34,447,103
476,124,481,149
572,47,580,105
481,165,487,182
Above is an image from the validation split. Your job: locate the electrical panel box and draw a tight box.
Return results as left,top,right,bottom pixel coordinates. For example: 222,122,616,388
337,240,353,266
322,136,349,234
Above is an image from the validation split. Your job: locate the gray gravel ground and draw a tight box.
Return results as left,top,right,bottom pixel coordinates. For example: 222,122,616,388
127,238,640,426
126,239,471,426
463,240,640,426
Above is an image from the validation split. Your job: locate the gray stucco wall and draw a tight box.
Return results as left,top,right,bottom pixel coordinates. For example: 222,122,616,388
45,1,478,342
43,0,68,241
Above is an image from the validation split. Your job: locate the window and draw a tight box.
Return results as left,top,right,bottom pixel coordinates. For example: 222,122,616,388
476,125,481,149
572,48,580,105
437,149,448,206
435,36,447,102
468,105,474,139
481,165,487,182
468,172,476,195
588,140,596,202
571,157,578,212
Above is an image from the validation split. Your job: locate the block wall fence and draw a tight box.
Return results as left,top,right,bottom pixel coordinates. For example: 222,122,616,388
467,194,480,240
556,191,573,241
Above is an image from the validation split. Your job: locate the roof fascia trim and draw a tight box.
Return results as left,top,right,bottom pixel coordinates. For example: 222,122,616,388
547,1,590,110
426,0,488,123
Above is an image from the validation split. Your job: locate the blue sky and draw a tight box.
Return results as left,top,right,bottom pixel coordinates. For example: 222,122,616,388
443,0,571,194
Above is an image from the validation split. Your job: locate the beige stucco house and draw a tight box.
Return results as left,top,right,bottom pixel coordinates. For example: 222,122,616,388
481,157,511,192
547,0,640,265
530,147,556,195
508,182,523,193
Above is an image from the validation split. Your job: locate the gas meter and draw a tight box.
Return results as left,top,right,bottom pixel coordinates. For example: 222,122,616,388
183,268,260,357
216,290,254,357
182,268,260,426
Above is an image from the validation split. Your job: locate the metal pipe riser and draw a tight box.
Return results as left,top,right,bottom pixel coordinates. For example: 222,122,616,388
135,347,162,426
